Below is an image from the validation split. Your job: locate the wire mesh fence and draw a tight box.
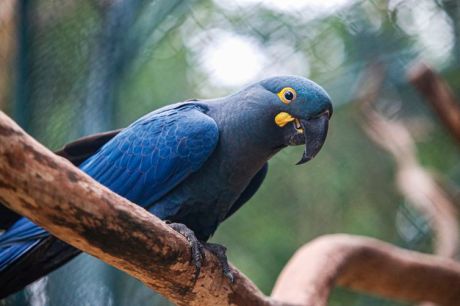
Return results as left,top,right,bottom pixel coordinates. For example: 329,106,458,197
1,0,459,305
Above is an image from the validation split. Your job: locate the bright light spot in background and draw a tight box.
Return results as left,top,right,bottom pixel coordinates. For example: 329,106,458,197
195,31,268,87
185,0,353,91
393,0,454,65
186,29,311,90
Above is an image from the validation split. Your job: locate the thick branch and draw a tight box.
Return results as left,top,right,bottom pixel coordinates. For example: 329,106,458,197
272,234,460,306
408,62,460,144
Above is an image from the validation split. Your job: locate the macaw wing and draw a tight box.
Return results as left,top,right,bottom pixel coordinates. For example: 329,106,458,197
0,104,218,296
79,104,219,213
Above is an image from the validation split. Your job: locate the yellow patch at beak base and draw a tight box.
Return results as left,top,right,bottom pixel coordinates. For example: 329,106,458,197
275,112,295,127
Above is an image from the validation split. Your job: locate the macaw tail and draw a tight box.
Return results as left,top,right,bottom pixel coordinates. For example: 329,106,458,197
0,219,80,299
0,130,122,299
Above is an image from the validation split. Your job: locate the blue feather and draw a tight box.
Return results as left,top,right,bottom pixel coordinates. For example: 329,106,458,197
0,103,219,272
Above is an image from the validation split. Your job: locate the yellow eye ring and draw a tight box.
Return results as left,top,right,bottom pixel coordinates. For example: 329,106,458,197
277,87,297,104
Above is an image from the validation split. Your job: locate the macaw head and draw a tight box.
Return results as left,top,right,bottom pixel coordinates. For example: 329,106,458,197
257,75,333,164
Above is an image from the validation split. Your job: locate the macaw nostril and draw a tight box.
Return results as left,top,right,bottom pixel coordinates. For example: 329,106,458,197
322,109,332,119
327,104,333,118
312,109,331,120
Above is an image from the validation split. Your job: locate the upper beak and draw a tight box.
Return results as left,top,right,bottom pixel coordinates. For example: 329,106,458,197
296,111,330,165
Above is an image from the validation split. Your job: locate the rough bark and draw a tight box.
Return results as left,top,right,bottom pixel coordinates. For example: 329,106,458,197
1,110,460,305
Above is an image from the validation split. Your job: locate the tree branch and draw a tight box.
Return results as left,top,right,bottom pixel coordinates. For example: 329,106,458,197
408,62,460,145
1,110,460,305
272,234,460,306
357,62,459,258
363,109,459,258
356,63,460,306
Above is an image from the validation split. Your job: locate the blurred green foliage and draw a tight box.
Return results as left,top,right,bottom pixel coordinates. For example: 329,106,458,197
2,0,460,305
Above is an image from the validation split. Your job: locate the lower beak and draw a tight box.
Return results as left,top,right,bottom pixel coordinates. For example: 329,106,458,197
296,113,330,165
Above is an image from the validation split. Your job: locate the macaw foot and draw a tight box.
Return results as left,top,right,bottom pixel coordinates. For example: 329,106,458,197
167,222,234,283
168,222,205,280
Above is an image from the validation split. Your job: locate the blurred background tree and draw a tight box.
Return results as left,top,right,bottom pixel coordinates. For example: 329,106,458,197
0,0,459,305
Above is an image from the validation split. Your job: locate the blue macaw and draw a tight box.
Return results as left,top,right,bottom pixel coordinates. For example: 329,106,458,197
0,75,332,298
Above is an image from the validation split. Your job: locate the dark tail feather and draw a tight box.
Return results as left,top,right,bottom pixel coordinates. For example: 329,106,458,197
55,129,122,166
0,129,121,297
0,206,22,230
0,236,80,299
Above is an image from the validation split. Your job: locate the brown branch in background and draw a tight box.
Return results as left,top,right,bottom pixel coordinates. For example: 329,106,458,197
271,234,460,306
408,62,460,145
0,0,16,111
1,110,460,305
407,61,460,306
364,110,459,258
356,63,460,306
358,62,459,258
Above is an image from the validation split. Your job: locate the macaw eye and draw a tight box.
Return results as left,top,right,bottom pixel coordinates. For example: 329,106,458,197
278,87,297,104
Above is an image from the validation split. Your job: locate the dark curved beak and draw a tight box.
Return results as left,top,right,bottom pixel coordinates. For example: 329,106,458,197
296,112,330,165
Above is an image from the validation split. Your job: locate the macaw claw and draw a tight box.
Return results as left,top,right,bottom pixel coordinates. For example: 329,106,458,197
204,242,234,283
167,222,234,283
